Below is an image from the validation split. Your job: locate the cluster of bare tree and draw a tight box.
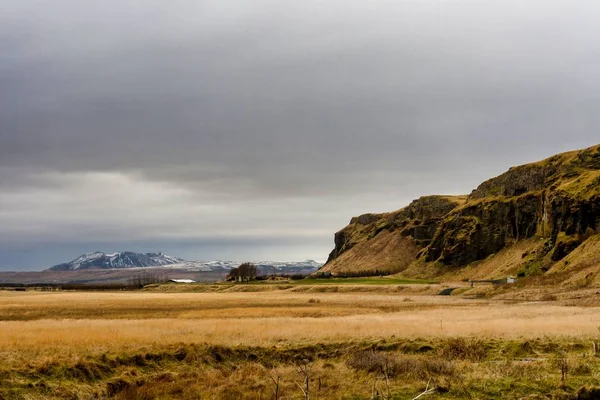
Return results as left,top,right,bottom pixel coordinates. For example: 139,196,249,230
127,272,168,288
270,360,435,400
270,360,315,400
227,262,257,282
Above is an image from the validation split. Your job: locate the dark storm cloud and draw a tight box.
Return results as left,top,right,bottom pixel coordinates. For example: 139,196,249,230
1,0,600,269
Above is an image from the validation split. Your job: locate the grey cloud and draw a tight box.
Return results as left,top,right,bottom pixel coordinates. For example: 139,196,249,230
1,0,600,268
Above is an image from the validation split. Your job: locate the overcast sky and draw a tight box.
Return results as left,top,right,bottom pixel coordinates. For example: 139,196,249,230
1,0,599,270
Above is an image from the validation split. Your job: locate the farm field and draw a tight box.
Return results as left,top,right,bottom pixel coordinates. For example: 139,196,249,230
2,286,600,399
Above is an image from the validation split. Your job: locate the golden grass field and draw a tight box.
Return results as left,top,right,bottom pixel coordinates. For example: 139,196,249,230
3,285,600,399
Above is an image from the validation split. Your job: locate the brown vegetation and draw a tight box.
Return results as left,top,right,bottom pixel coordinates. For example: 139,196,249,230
3,288,600,398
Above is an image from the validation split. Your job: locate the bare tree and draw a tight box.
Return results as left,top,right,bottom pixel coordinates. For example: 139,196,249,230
295,360,313,400
555,353,569,386
128,272,165,289
411,379,436,400
382,357,391,400
370,380,378,400
270,373,281,400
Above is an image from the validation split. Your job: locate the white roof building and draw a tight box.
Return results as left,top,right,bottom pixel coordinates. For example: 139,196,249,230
169,279,195,283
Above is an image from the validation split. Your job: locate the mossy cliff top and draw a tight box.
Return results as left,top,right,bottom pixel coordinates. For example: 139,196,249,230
470,144,600,200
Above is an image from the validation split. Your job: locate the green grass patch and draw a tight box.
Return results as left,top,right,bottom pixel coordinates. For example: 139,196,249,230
288,277,435,285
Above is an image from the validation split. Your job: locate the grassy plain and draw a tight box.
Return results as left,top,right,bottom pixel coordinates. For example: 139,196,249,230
288,277,435,285
2,286,600,399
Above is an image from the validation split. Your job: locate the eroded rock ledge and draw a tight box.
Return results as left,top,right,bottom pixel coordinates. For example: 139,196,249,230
321,144,600,276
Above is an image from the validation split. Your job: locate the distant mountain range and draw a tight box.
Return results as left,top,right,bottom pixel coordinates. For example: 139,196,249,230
49,252,184,271
48,251,322,275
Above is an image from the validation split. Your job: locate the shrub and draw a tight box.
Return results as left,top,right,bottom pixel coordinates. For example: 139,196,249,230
541,293,558,301
572,362,592,376
346,351,387,375
289,274,309,280
437,338,488,362
576,387,600,400
335,269,394,278
345,351,454,380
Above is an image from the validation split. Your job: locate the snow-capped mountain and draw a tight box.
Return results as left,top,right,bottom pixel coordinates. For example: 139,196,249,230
49,251,185,271
48,252,322,274
166,260,323,274
254,260,323,275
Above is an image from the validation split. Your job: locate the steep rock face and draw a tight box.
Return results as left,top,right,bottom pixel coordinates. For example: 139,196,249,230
470,165,552,199
424,193,542,266
323,144,600,276
321,195,465,274
424,146,600,266
423,145,600,267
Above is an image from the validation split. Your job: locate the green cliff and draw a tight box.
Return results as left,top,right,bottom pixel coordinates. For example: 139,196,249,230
321,144,600,279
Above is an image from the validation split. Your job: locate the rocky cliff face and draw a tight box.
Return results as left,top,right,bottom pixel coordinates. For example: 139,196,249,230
321,195,466,274
322,144,600,277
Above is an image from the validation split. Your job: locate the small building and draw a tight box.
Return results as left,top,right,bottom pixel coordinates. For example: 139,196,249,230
169,279,195,284
470,276,516,287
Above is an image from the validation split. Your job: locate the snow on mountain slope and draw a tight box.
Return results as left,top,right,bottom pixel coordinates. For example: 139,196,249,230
48,252,322,273
49,251,185,271
163,260,323,274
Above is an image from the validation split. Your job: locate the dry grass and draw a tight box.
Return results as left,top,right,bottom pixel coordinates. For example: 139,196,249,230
2,304,598,355
321,230,419,274
3,289,600,399
549,234,600,284
0,290,458,320
446,238,544,281
1,291,600,358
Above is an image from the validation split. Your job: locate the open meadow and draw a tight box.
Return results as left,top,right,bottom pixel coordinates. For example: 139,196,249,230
2,284,600,399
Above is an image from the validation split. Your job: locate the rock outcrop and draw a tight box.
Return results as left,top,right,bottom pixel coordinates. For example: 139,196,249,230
321,144,600,277
321,195,466,274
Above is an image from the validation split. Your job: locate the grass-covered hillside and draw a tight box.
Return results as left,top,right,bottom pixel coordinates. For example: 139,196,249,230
321,144,600,283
